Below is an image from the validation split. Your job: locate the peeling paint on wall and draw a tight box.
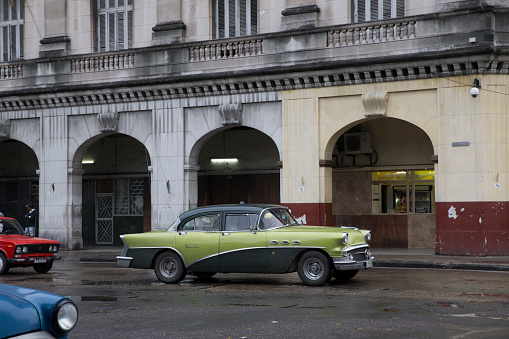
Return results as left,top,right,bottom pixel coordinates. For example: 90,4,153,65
448,206,458,219
295,214,307,225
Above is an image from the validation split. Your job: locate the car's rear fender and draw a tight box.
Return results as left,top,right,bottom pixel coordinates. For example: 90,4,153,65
150,248,187,269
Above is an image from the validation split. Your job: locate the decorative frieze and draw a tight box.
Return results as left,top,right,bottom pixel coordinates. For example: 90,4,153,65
0,119,10,138
98,112,119,132
362,92,388,117
219,103,243,125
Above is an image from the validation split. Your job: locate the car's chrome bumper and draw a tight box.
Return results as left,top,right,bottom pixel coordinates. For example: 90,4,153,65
333,246,374,271
117,256,133,268
8,255,57,264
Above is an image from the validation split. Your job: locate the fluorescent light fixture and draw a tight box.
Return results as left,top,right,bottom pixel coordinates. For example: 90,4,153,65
82,160,95,164
211,158,238,163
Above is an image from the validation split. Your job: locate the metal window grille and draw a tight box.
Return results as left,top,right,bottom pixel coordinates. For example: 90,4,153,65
97,0,132,52
212,0,257,39
353,0,404,23
30,181,39,196
114,178,143,216
0,0,24,62
114,179,129,215
129,178,143,215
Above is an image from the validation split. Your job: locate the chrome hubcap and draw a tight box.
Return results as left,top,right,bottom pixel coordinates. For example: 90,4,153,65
160,257,177,278
303,258,323,280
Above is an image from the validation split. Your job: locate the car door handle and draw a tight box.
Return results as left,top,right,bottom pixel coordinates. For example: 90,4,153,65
222,232,230,236
178,232,187,235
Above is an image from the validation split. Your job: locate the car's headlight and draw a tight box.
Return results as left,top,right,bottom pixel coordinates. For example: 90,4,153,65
16,246,29,254
53,300,79,333
365,230,371,242
341,232,349,245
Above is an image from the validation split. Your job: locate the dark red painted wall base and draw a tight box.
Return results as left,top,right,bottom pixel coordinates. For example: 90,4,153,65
436,201,509,256
282,203,333,226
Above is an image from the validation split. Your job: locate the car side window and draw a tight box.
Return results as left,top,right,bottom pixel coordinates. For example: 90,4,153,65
181,214,220,232
225,214,257,231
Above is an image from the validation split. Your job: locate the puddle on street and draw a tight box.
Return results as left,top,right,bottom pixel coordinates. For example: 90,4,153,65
81,296,118,302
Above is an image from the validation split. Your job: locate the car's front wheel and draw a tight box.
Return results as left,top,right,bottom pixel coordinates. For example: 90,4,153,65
154,252,186,283
297,251,333,286
33,262,53,273
333,269,359,281
0,253,9,275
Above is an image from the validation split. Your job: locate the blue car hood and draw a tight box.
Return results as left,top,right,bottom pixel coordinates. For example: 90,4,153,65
0,290,40,337
0,284,67,338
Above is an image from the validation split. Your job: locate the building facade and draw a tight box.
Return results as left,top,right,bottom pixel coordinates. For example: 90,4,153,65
0,0,508,255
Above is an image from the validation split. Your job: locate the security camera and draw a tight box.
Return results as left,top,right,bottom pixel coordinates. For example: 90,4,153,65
470,86,480,98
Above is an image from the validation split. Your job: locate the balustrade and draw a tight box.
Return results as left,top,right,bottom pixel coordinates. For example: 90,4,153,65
327,21,416,47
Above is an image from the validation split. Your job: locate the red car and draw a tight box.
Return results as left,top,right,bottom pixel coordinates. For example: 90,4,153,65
0,217,59,275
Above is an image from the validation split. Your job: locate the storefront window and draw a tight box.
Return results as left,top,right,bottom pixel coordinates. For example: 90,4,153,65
372,170,434,214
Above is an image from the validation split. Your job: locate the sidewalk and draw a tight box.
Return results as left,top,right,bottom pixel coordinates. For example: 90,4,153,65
58,246,509,272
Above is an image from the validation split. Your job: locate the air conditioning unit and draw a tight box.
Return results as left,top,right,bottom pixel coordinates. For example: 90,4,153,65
344,132,371,155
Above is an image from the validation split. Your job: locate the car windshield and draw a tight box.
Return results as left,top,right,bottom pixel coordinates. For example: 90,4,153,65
0,219,26,235
167,218,180,231
259,208,299,230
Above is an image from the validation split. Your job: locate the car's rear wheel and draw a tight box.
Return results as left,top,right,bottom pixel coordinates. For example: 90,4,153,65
333,269,359,281
33,262,53,273
0,253,9,275
297,251,333,286
154,252,186,283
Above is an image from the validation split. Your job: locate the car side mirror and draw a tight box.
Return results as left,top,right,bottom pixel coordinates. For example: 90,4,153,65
249,225,257,234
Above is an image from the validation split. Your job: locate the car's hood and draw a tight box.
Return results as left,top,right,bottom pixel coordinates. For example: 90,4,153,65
0,286,41,338
0,284,68,337
274,225,369,245
0,235,59,244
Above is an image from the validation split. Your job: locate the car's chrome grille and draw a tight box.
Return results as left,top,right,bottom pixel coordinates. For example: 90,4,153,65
345,245,370,262
23,244,59,254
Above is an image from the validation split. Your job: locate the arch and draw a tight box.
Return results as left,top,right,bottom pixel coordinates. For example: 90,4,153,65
70,133,152,247
0,139,40,224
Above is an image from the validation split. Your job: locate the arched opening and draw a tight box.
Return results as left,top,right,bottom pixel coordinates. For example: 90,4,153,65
79,134,151,246
0,140,39,231
330,118,435,249
197,126,280,205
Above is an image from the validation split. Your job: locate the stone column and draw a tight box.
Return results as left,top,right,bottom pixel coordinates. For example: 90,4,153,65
152,0,186,45
67,167,85,250
39,0,70,57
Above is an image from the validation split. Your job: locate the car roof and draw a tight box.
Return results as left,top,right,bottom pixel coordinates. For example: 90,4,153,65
178,204,286,219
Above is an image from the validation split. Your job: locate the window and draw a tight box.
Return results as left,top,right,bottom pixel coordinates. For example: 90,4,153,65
114,178,143,216
212,0,257,39
0,0,24,62
371,170,434,214
353,0,405,23
225,214,257,231
97,0,132,52
182,214,221,232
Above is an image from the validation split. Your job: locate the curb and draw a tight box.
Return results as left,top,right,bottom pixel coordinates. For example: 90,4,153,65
374,260,509,272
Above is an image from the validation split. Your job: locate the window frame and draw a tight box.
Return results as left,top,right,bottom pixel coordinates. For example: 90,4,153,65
353,0,404,23
212,0,257,39
0,0,24,62
95,0,133,52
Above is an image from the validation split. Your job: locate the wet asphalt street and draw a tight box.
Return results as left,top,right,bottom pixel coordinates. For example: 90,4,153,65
1,257,508,339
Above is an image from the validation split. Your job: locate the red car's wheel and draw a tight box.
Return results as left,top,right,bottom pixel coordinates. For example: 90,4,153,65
33,262,53,273
0,252,9,275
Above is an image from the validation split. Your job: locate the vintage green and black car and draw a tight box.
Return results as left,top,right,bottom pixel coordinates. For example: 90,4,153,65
117,204,373,286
